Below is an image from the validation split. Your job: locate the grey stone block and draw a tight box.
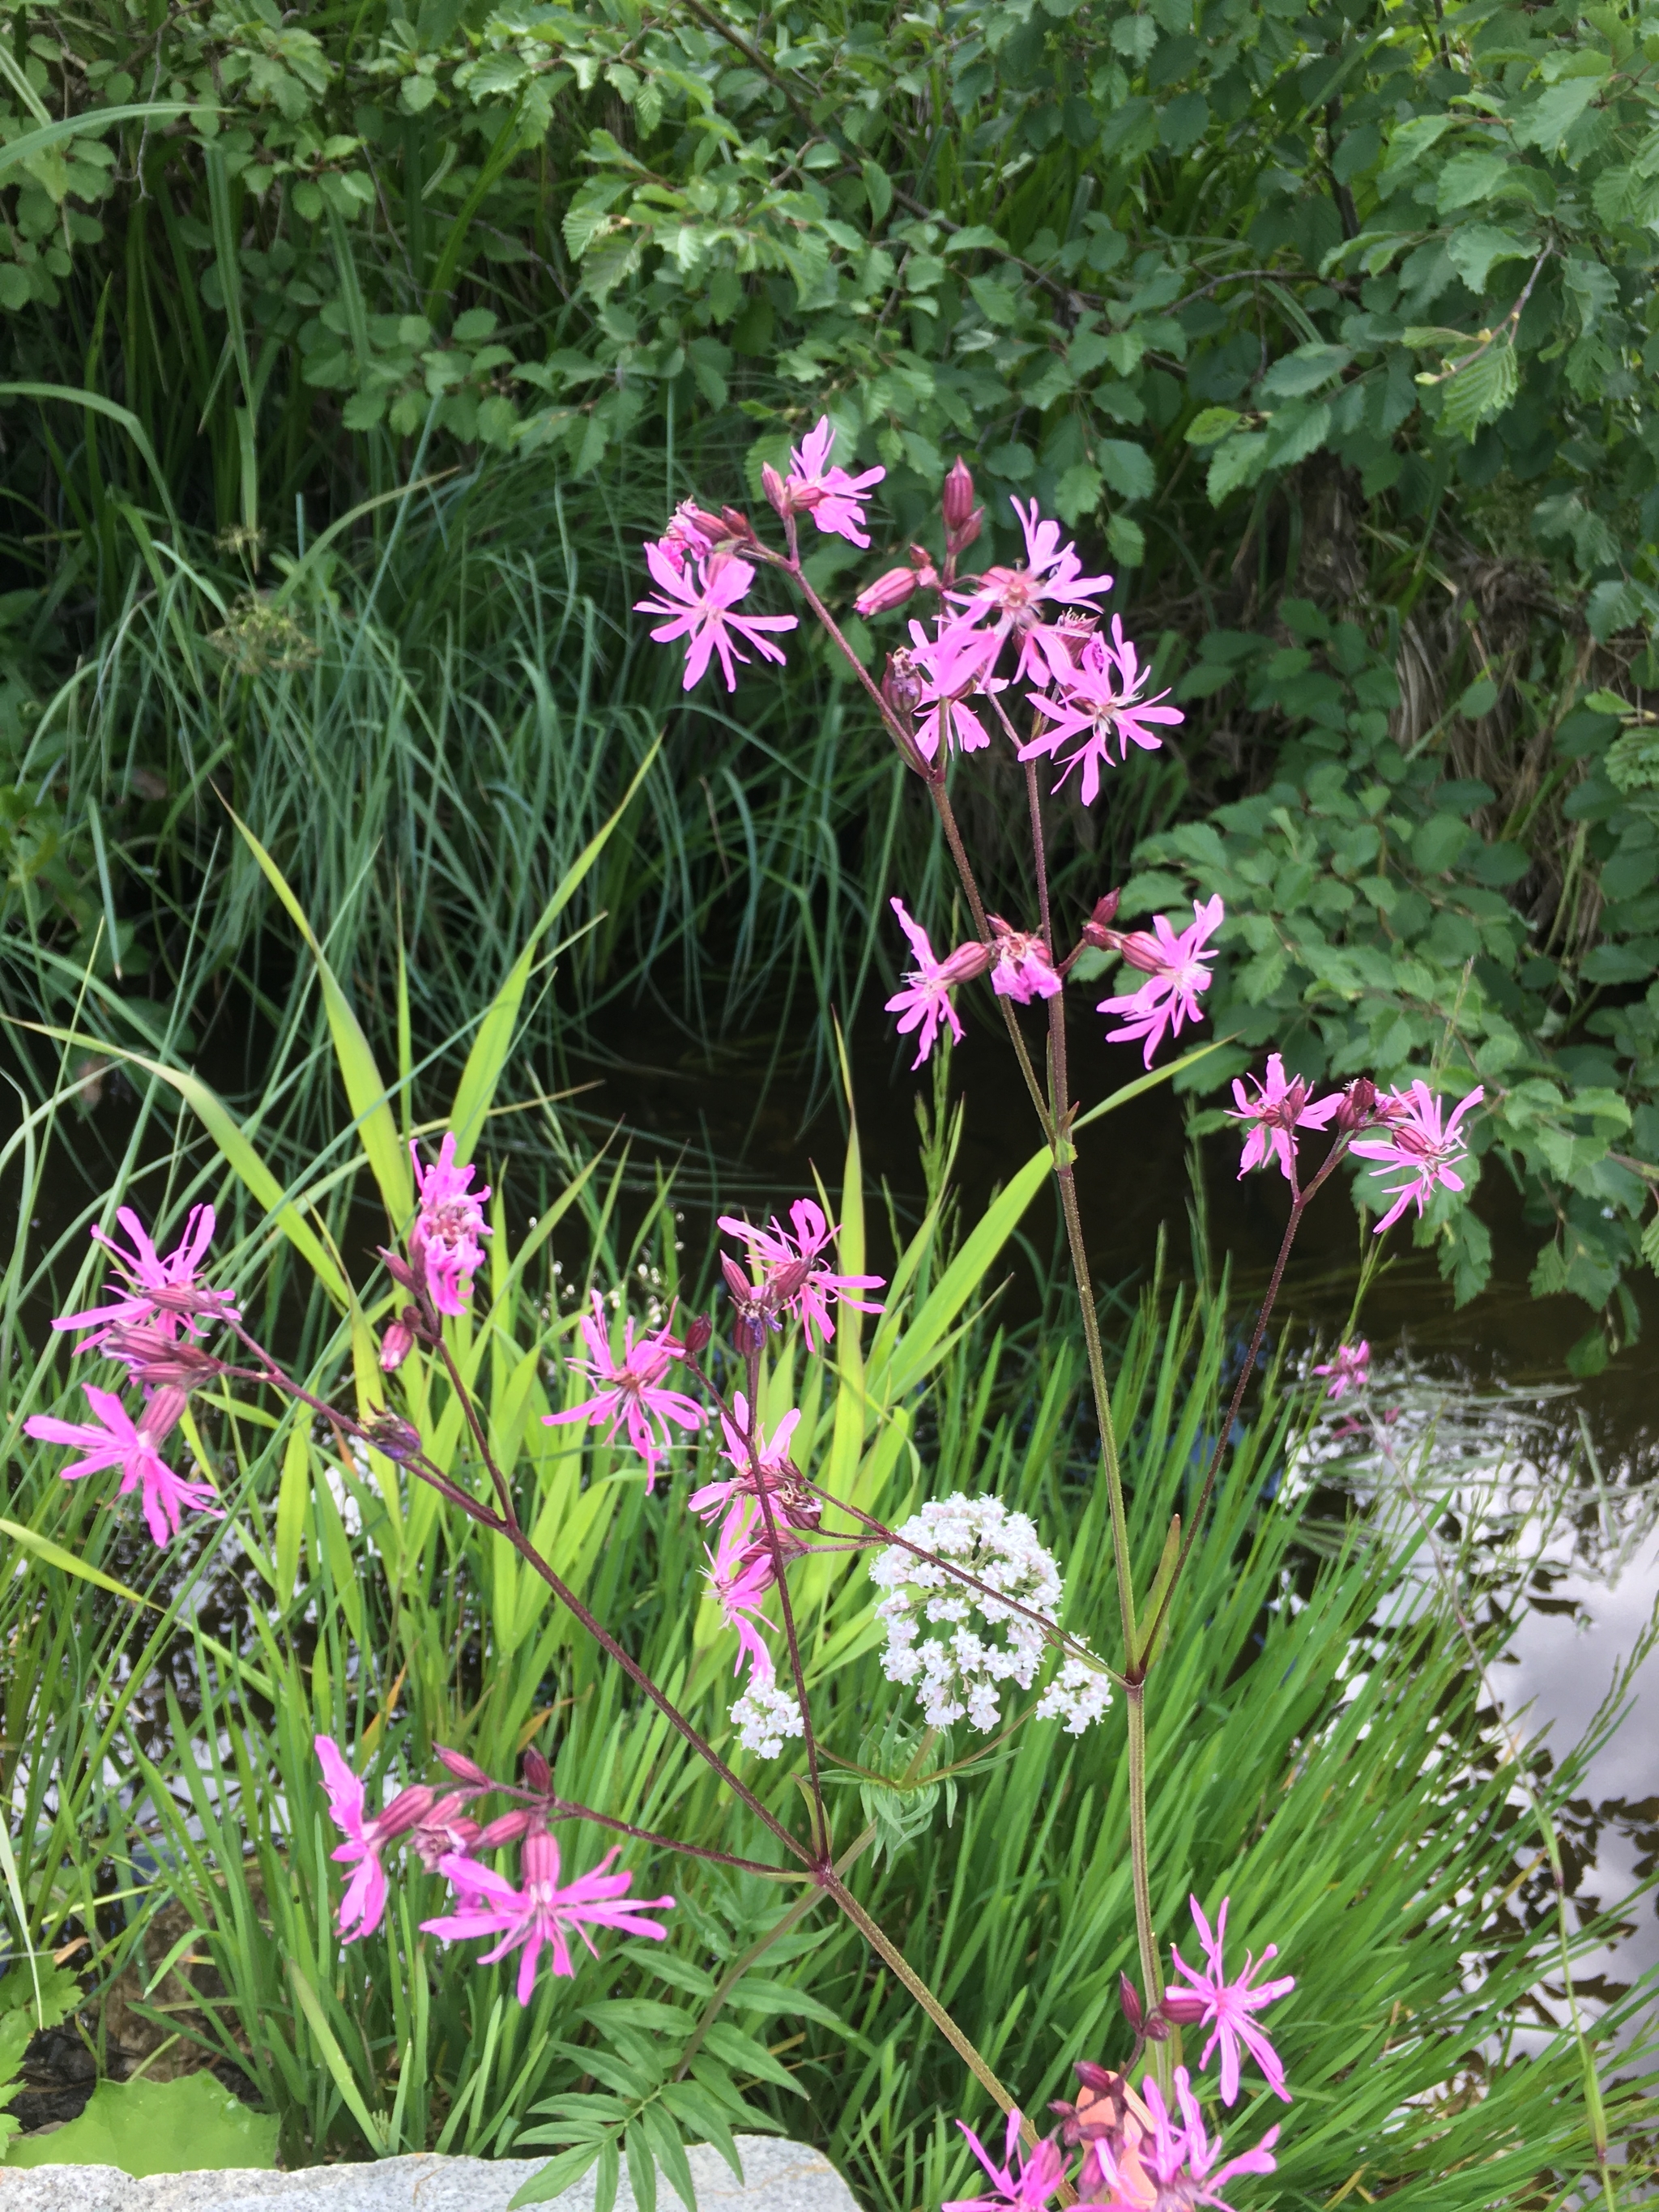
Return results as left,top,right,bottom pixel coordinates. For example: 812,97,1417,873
0,2136,860,2212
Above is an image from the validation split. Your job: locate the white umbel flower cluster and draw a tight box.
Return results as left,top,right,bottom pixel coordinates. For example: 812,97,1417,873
731,1677,807,1758
870,1492,1109,1734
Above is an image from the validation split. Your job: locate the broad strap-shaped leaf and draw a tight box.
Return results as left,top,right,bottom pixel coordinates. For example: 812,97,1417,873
450,734,663,1159
230,810,412,1233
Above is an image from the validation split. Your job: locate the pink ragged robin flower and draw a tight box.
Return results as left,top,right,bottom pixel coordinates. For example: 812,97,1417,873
945,499,1114,688
24,1383,221,1548
885,897,992,1069
690,1393,822,1532
1349,1080,1483,1233
770,416,886,546
987,916,1062,1004
314,1736,437,1942
1166,1894,1294,2106
715,1197,885,1353
906,617,1007,759
691,1393,803,1521
422,1831,673,2004
1098,897,1225,1068
704,1503,794,1681
1020,624,1183,807
634,543,798,692
51,1204,232,1349
945,2111,1077,2211
543,1292,705,1490
1227,1054,1341,1181
1090,2070,1277,2212
409,1133,491,1318
1311,1340,1370,1400
650,500,720,573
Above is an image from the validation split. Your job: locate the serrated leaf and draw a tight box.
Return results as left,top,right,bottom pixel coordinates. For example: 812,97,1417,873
1640,1209,1659,1274
1095,437,1155,501
1436,150,1512,213
1438,343,1518,440
1106,513,1146,567
1259,344,1350,400
1206,431,1269,504
1054,461,1102,524
1266,399,1331,466
1185,406,1241,445
1445,224,1533,292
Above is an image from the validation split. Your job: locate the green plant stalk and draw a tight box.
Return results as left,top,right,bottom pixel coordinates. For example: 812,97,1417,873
821,1870,1022,2125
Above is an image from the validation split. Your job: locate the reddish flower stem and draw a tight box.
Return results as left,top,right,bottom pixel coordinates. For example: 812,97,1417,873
743,1344,828,1851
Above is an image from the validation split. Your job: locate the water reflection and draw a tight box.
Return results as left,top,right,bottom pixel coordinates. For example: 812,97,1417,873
1288,1362,1659,2049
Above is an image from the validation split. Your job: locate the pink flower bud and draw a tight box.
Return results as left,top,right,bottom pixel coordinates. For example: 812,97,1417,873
1112,927,1168,976
379,1320,414,1372
761,462,787,518
722,1253,757,1307
377,1246,419,1294
938,940,995,985
434,1744,493,1788
952,505,984,553
942,457,976,533
1335,1076,1380,1132
680,1313,713,1357
378,1782,437,1840
855,565,921,617
522,1747,552,1794
719,505,757,542
476,1808,535,1849
1119,1972,1144,2032
1081,889,1124,949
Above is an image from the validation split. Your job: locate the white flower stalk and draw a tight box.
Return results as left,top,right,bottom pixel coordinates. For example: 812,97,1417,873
731,1677,806,1759
870,1493,1109,1733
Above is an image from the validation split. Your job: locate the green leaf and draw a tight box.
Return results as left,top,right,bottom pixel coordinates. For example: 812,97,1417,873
1053,462,1102,523
1106,513,1146,567
1206,432,1269,503
1411,814,1469,873
1436,152,1512,214
861,159,893,224
1185,407,1242,445
510,2142,607,2206
1259,345,1350,400
230,812,412,1233
4,2073,279,2176
0,1517,156,1609
1437,344,1518,440
1513,79,1598,151
450,737,663,1159
966,275,1020,326
1445,224,1533,293
1096,437,1155,501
